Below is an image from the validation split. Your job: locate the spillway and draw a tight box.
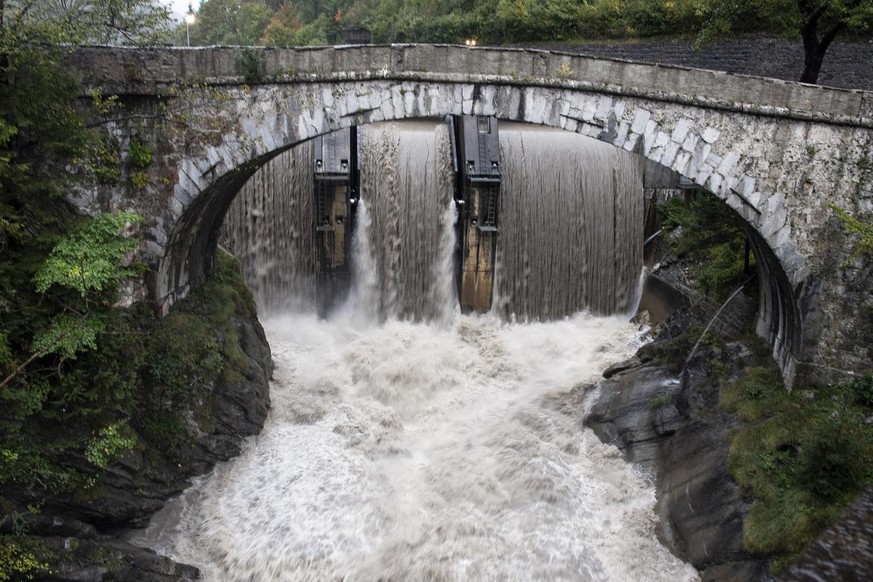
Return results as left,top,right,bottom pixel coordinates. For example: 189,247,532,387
495,124,644,319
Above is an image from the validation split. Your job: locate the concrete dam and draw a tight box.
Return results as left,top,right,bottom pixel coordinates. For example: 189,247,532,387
220,118,644,321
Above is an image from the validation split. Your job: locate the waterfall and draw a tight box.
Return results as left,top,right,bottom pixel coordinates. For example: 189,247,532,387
222,121,643,323
136,122,700,581
357,121,456,321
337,199,380,326
220,144,316,316
493,123,644,320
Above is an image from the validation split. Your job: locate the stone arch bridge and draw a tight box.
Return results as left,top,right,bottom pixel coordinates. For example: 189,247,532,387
67,44,873,387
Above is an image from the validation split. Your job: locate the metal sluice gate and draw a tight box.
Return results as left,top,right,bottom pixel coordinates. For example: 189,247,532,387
449,115,501,312
312,117,502,315
313,127,358,315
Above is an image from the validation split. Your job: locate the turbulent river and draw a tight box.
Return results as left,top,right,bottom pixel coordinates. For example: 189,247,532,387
135,121,700,581
136,311,698,581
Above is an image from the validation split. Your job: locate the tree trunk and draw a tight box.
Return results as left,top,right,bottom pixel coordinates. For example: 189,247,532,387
800,40,825,84
796,0,847,85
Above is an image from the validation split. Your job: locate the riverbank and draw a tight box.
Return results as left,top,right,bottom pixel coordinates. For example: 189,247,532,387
583,196,873,579
0,255,272,581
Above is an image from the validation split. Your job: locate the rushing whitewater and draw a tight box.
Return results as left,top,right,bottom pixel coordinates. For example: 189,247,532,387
136,312,698,581
149,121,701,580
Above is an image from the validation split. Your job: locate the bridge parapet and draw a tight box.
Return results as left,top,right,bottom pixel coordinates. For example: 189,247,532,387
69,44,873,128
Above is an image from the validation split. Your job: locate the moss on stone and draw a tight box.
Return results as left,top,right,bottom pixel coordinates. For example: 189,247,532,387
721,338,873,572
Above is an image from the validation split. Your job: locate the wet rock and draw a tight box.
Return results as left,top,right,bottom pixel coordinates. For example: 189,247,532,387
33,538,199,581
586,346,770,581
602,355,643,379
0,514,97,539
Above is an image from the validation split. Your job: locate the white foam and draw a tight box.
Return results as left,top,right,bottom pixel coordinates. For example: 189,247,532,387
134,313,699,582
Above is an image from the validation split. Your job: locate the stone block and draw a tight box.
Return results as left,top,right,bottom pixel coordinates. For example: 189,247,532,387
701,127,721,144
595,95,613,122
662,142,680,167
671,118,693,143
631,108,652,134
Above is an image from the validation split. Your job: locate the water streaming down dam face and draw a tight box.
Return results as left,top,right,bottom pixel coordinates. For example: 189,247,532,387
495,124,644,319
221,144,317,316
222,121,457,321
141,121,699,580
356,121,457,321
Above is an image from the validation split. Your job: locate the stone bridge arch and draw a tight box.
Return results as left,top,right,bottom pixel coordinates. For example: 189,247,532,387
68,45,873,387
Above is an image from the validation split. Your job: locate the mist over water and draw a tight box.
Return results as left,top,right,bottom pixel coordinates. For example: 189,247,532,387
140,121,699,581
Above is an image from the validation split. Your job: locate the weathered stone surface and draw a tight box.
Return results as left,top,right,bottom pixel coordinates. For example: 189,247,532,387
63,45,873,387
0,514,98,540
586,345,769,581
33,538,199,581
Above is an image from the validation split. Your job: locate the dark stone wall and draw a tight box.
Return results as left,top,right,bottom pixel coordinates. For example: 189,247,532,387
534,35,873,91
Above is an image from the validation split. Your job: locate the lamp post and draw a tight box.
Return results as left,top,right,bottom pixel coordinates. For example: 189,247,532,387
185,5,196,46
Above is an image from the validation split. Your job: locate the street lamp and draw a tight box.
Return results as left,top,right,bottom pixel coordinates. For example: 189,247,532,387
185,5,196,47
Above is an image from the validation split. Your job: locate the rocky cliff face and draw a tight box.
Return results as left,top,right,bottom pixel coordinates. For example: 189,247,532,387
585,309,771,582
2,297,272,580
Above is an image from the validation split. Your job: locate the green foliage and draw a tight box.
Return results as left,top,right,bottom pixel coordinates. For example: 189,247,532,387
78,139,122,185
128,141,153,169
719,365,786,421
137,413,189,460
1,253,258,505
0,536,50,582
660,192,755,299
0,5,263,554
261,3,306,45
721,342,873,572
190,0,274,45
34,213,142,299
84,422,137,469
130,171,150,190
146,314,224,401
849,373,873,407
31,314,103,361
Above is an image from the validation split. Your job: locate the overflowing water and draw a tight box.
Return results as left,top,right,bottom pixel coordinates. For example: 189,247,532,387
141,121,700,581
221,144,316,315
494,124,644,319
356,121,457,320
221,121,642,322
